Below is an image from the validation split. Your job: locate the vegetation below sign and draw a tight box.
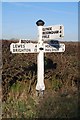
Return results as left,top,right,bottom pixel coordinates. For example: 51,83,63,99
2,40,80,118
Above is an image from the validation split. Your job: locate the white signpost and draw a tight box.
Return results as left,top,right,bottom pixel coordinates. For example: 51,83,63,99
10,20,65,96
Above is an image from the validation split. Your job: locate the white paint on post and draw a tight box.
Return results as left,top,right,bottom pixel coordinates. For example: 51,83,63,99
19,39,21,43
36,50,45,91
36,25,45,91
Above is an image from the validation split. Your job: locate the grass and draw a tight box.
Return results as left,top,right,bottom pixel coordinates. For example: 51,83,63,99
51,78,63,91
36,91,78,118
2,81,37,118
2,80,79,118
2,96,37,118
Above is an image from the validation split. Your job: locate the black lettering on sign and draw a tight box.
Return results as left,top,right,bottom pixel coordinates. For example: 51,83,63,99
45,45,49,47
13,49,16,52
52,48,57,51
42,30,59,35
13,48,31,52
42,27,52,31
17,44,25,48
60,35,62,37
42,35,49,38
13,44,25,48
60,26,62,29
26,49,31,52
35,45,37,47
13,44,17,48
45,49,51,51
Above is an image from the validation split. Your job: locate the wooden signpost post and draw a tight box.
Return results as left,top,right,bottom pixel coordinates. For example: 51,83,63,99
10,20,65,96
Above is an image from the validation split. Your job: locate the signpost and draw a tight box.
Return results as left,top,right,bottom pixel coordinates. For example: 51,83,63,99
10,20,65,96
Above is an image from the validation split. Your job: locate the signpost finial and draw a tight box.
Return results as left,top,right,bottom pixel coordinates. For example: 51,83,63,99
36,20,45,26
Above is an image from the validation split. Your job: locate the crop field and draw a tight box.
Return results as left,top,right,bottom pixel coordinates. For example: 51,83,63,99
1,40,80,119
